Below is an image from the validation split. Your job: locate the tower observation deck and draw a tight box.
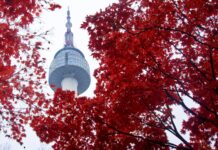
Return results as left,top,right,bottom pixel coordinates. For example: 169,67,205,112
49,9,90,95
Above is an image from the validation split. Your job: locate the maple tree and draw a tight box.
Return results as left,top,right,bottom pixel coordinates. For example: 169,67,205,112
0,0,60,145
32,0,217,149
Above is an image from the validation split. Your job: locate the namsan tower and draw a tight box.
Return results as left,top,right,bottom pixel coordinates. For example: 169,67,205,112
49,9,90,95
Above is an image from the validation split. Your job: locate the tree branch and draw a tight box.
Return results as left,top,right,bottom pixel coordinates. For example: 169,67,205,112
166,105,193,149
95,117,189,150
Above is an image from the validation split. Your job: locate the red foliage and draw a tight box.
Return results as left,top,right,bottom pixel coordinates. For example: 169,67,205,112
49,3,62,11
0,0,60,144
33,0,217,149
32,89,169,149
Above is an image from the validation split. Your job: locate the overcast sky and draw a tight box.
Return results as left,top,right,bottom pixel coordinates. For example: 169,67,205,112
0,1,117,149
43,0,118,97
0,0,197,149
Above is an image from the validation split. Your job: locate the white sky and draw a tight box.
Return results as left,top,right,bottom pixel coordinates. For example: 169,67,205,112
0,0,198,149
43,0,118,97
0,0,117,149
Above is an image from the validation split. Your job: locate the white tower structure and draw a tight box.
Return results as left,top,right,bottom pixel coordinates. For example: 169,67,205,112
49,10,90,95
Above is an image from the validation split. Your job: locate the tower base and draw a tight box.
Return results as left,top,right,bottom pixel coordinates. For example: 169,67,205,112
61,77,78,95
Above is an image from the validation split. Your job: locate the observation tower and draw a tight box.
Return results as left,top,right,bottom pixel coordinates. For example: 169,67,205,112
48,10,90,95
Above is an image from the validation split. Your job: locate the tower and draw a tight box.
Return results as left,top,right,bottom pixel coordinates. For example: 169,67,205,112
49,9,90,95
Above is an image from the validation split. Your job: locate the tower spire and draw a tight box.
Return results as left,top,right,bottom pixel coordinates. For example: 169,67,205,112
65,8,74,48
